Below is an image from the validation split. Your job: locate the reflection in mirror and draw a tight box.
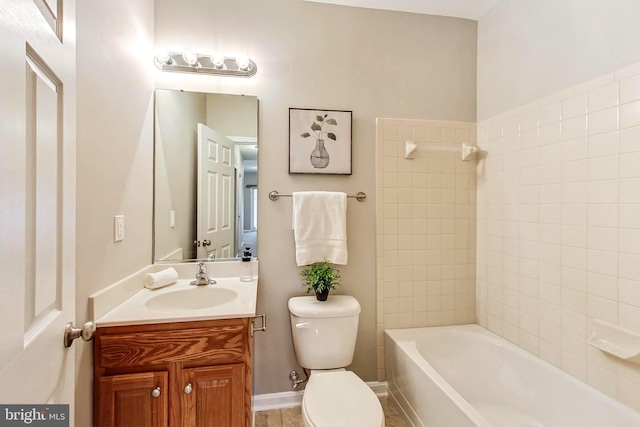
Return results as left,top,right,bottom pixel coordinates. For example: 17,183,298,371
154,89,258,262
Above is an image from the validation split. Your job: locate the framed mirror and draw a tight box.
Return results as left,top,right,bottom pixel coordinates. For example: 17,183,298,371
153,89,258,262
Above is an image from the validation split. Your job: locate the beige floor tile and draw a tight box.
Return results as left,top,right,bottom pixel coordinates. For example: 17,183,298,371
280,407,303,426
254,408,282,427
255,396,409,426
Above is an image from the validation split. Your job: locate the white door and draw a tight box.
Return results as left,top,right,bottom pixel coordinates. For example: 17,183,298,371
0,0,76,410
196,124,235,259
235,164,244,256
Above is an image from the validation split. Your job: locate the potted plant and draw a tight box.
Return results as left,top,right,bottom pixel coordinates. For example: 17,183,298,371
300,260,341,301
300,114,338,168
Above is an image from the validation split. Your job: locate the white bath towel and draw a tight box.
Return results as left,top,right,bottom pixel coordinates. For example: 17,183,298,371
292,191,348,266
145,267,179,290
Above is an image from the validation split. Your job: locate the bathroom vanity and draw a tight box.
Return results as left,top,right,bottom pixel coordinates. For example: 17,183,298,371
94,317,252,427
90,261,259,427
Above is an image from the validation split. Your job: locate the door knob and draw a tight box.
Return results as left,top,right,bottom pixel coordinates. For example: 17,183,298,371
63,321,96,348
151,387,161,398
194,240,201,247
202,239,211,247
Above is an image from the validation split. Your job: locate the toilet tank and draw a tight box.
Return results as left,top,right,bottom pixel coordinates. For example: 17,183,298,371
288,295,361,369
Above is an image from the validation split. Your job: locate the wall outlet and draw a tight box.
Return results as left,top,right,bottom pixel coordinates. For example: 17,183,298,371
170,210,176,228
114,215,124,242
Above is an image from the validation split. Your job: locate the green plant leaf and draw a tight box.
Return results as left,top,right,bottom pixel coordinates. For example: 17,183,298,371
327,133,336,141
311,122,321,132
316,115,324,122
325,118,337,125
300,132,311,138
300,260,341,293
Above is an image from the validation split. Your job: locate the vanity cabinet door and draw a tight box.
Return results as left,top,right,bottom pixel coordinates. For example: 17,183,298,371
181,364,246,427
97,371,168,427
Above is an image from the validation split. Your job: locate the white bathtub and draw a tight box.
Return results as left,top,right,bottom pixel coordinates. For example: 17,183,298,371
385,325,640,427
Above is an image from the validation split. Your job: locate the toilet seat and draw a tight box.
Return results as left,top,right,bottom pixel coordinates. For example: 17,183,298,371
302,370,384,427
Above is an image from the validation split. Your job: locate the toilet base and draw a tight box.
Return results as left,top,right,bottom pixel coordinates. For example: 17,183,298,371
300,369,384,427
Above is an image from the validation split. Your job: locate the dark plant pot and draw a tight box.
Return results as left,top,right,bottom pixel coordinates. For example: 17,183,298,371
315,288,330,301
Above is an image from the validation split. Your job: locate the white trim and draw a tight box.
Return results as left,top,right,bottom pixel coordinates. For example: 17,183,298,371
158,247,183,261
253,381,388,412
368,380,389,397
253,390,303,412
227,135,257,144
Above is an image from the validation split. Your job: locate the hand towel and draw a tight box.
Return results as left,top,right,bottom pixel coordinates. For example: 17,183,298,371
292,191,348,266
145,267,179,290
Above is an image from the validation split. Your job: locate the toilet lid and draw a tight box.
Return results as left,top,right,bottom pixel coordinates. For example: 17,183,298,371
302,371,384,427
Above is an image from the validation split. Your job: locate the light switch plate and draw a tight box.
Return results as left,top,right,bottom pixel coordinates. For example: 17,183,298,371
114,215,124,242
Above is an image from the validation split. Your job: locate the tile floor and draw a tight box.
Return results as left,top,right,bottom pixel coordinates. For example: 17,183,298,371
254,396,409,427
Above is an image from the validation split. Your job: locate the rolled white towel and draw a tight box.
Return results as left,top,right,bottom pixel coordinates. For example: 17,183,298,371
145,267,179,290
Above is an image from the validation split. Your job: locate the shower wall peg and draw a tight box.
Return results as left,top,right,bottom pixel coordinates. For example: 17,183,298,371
404,140,479,161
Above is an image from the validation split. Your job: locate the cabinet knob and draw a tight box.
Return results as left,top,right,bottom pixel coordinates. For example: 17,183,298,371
151,387,161,398
184,383,193,394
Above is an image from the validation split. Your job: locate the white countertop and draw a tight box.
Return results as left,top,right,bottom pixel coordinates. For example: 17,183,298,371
91,260,259,327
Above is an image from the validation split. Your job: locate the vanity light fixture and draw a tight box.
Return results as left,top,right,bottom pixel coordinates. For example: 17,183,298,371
154,49,257,78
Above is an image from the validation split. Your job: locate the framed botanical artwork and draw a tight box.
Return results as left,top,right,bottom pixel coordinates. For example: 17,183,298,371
289,108,352,174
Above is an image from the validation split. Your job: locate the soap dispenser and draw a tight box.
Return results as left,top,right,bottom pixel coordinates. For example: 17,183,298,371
240,247,252,282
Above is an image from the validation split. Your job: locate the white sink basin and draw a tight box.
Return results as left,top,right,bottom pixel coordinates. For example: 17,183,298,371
92,261,258,326
144,286,238,311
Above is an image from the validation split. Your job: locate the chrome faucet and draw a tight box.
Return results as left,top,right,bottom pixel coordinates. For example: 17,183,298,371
190,262,216,286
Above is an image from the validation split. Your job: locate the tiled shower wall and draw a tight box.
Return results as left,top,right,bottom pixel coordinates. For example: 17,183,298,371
375,118,477,380
476,62,640,411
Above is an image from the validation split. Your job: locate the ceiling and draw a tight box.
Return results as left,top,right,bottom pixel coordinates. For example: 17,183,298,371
304,0,502,20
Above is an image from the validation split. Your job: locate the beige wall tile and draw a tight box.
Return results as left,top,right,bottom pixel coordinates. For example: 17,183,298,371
477,61,640,412
376,119,477,378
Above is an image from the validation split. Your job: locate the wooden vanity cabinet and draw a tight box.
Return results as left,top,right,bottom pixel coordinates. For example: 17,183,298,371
94,318,252,427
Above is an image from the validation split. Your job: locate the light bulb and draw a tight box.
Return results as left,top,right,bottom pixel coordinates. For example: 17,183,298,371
156,51,172,65
211,52,225,69
235,54,251,71
182,49,199,66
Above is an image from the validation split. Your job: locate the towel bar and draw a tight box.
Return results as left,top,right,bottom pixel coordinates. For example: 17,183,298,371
268,190,366,202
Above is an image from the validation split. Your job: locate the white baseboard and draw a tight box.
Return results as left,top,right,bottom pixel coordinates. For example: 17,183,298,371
253,390,304,412
253,381,388,412
368,380,389,397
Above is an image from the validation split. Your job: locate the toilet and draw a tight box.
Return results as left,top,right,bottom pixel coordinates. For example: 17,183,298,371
288,295,385,427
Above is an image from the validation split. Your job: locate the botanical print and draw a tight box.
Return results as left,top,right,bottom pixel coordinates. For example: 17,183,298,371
289,108,352,174
300,113,337,168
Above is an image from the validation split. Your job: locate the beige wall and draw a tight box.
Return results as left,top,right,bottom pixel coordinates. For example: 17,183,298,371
155,0,477,394
375,118,477,379
206,94,258,139
71,1,475,420
478,0,640,120
75,0,155,425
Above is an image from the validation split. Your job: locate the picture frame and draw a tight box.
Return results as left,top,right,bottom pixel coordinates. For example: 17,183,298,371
289,108,352,175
